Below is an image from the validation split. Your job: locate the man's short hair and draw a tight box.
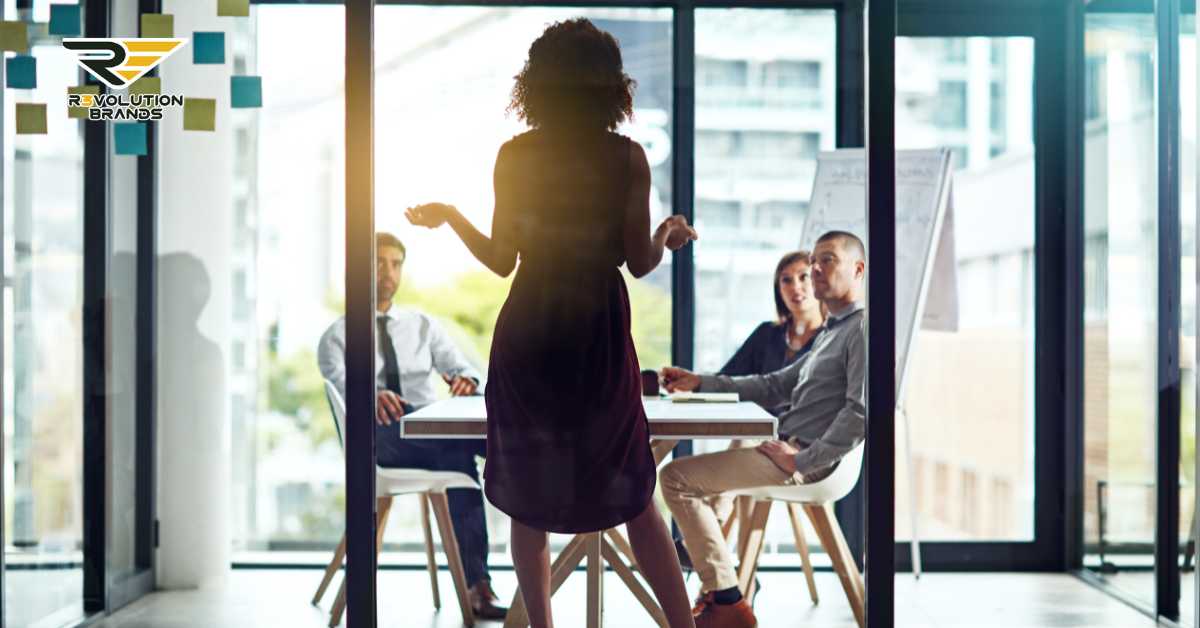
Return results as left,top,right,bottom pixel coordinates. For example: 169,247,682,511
376,232,406,262
816,230,866,262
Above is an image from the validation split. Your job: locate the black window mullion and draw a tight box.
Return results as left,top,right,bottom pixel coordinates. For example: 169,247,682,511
137,0,163,579
82,0,112,615
344,1,378,627
866,1,897,626
1155,0,1183,620
670,1,696,465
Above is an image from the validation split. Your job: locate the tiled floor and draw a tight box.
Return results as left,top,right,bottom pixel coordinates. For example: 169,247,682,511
90,568,1158,628
1086,569,1195,625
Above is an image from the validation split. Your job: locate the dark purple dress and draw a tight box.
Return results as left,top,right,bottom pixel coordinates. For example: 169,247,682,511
482,129,656,534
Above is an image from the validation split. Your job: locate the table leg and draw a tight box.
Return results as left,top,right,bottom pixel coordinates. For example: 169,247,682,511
586,533,604,628
604,528,639,571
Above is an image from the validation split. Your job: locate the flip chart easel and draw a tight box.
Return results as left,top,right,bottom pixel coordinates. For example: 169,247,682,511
800,148,958,578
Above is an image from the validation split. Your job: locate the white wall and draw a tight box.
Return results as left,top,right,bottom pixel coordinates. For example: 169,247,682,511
155,0,234,589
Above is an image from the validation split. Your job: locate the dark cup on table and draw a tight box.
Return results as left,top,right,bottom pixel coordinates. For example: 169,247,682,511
640,369,659,396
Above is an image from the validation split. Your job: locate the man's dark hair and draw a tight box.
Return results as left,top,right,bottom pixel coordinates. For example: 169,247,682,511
816,230,866,261
376,232,406,261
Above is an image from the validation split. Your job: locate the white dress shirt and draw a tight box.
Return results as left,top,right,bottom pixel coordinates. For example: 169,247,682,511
317,305,482,408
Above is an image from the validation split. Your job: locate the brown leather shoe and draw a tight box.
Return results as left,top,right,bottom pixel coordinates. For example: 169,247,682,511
694,598,757,628
468,580,508,620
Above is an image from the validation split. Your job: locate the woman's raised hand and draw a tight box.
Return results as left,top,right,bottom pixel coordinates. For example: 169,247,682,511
405,202,455,229
657,215,698,251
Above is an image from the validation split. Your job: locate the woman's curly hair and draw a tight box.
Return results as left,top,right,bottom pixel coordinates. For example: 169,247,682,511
508,19,636,131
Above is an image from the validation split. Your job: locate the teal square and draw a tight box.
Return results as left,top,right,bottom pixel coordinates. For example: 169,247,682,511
193,31,225,64
114,123,147,156
230,76,261,108
6,55,35,89
48,4,81,37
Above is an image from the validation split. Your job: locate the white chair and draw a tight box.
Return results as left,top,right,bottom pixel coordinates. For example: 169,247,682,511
728,443,865,628
311,381,479,627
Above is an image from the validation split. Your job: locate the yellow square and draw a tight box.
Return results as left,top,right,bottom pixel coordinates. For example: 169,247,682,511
129,77,161,95
16,103,47,134
217,0,249,17
183,97,216,132
0,21,28,53
140,13,173,38
68,85,100,119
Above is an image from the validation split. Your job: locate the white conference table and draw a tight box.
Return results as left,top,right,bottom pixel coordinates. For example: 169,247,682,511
402,396,777,628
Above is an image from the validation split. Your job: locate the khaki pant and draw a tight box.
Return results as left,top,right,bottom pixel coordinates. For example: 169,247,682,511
660,444,802,592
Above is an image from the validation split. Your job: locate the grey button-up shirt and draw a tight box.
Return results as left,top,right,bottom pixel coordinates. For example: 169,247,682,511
698,302,866,476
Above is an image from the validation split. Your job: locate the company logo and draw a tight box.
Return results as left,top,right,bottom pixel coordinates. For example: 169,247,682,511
63,38,187,89
63,38,187,121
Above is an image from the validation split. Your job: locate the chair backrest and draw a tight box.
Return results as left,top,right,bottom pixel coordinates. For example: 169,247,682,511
324,380,348,455
816,441,864,503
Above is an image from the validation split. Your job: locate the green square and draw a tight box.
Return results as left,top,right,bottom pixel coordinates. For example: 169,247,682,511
217,0,249,17
129,76,161,95
140,13,173,38
68,85,99,119
183,98,215,132
16,103,47,134
0,21,28,53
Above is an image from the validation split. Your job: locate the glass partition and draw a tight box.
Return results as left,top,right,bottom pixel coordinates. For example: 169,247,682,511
2,30,87,628
893,36,1037,543
1082,9,1160,611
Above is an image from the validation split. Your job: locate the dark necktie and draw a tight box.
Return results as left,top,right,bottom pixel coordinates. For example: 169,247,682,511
377,315,402,396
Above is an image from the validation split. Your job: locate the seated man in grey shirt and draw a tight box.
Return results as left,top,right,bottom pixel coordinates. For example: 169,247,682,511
658,230,866,628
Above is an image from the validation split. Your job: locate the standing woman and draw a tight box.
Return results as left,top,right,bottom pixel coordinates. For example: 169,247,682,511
405,18,699,628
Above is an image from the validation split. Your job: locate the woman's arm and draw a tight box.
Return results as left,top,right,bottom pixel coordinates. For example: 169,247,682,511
405,146,519,277
623,141,697,278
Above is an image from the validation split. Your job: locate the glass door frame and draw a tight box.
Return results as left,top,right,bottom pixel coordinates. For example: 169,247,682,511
80,0,157,620
880,1,1079,573
1074,0,1188,624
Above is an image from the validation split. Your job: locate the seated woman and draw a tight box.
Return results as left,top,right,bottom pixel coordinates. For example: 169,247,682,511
720,249,825,391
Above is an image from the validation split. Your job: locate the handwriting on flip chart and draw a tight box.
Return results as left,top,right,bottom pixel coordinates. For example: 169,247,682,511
800,148,958,397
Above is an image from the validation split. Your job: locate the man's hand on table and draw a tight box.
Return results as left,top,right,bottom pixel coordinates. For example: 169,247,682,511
442,373,478,396
376,389,409,426
659,366,701,392
757,440,800,475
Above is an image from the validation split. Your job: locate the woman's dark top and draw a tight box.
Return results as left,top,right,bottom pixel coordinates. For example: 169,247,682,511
718,321,811,377
482,129,656,534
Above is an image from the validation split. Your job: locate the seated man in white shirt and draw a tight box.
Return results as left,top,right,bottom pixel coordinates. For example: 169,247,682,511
317,232,506,619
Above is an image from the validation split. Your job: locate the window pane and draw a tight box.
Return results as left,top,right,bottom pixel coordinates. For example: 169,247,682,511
3,44,86,625
236,5,346,554
1082,12,1158,609
894,37,1037,542
693,8,835,379
692,8,836,562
